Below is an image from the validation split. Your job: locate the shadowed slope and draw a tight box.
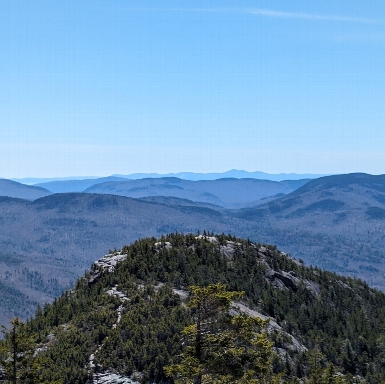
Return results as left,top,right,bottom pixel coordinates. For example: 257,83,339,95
0,179,52,200
85,177,309,208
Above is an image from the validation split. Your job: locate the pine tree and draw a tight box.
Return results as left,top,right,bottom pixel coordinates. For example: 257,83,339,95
0,318,37,384
319,364,346,384
0,318,59,384
306,348,347,384
164,283,276,384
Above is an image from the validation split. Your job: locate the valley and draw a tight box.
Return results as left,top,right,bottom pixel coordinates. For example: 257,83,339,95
0,173,385,326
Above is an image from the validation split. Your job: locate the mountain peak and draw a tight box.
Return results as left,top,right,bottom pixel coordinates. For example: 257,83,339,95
5,233,384,383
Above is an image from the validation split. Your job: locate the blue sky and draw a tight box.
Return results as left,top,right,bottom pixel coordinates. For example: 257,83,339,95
1,0,384,177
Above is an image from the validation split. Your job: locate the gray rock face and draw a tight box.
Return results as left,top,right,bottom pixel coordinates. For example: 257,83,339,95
275,271,300,289
94,253,127,273
230,302,307,353
265,267,320,297
265,270,300,290
337,280,354,292
154,241,172,251
88,253,128,285
106,286,129,301
193,236,244,260
93,372,140,384
219,240,242,259
303,279,321,297
195,235,218,243
173,288,189,300
220,244,236,259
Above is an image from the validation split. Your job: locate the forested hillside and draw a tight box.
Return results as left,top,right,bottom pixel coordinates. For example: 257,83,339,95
2,233,385,383
0,179,51,200
0,193,242,325
2,173,385,327
235,173,385,290
84,177,308,208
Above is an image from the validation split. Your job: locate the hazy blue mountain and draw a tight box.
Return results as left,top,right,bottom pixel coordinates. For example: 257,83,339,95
138,195,227,211
11,176,100,184
1,173,385,325
114,169,327,181
84,177,310,208
34,176,128,193
11,169,326,185
0,193,244,325
0,179,52,200
234,173,385,290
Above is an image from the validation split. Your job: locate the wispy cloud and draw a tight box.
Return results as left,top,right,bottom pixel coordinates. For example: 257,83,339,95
246,8,378,23
128,7,379,24
336,33,385,42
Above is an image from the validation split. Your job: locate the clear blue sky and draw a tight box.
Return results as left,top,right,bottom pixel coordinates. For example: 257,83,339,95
1,0,384,177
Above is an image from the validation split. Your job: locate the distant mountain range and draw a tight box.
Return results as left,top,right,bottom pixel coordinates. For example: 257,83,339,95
3,176,310,208
0,193,243,325
235,173,385,288
84,178,310,208
11,169,327,185
34,176,128,193
0,179,51,200
1,172,385,326
112,169,328,181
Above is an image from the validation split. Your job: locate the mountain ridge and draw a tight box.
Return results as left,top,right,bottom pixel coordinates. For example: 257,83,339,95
1,173,385,327
112,169,328,181
3,233,385,383
84,177,310,208
0,179,52,200
233,173,385,289
10,170,327,185
34,176,128,193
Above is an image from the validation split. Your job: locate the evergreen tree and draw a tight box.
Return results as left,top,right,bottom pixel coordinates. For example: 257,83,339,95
164,283,276,383
0,318,36,384
0,318,58,384
306,348,347,384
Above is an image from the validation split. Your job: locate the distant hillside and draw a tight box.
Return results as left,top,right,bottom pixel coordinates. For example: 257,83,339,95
3,234,385,383
0,193,244,326
12,170,326,185
114,169,327,181
234,173,385,289
0,179,52,200
85,177,310,208
138,195,228,210
11,176,101,184
34,176,128,193
1,173,385,327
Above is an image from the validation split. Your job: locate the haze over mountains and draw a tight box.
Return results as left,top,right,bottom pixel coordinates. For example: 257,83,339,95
1,172,385,326
235,173,385,288
84,178,310,208
35,176,128,193
0,193,244,325
3,175,310,208
12,169,326,185
112,169,327,181
0,179,51,200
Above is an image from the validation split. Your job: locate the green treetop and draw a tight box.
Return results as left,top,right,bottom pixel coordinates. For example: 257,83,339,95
164,283,277,384
0,318,59,384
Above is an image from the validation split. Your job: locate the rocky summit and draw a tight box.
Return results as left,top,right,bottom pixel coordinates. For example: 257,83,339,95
1,233,385,383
